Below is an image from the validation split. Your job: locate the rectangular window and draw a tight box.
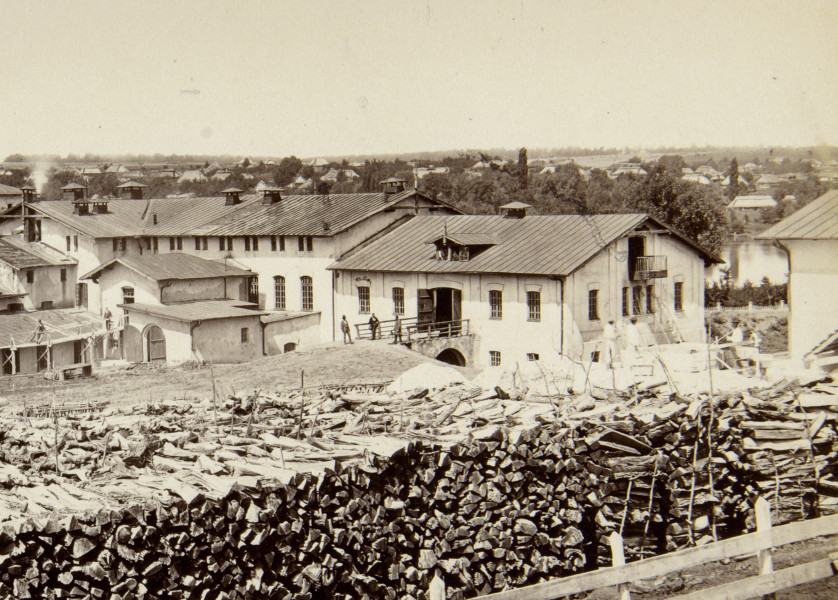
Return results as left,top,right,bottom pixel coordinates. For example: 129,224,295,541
26,270,34,284
298,236,304,251
146,238,153,250
358,286,370,313
241,328,249,343
219,237,225,251
113,238,126,252
177,237,182,250
153,237,158,252
219,237,233,251
270,236,277,251
74,236,78,251
195,237,200,250
632,286,643,315
646,285,655,314
591,350,600,362
75,283,88,308
66,236,71,252
588,289,599,321
244,237,251,251
274,276,286,310
301,276,313,311
527,291,541,321
227,237,233,251
674,282,684,312
40,301,53,310
490,350,501,367
252,237,259,251
278,236,285,251
171,237,176,251
527,353,540,361
622,287,629,317
489,290,502,319
60,268,66,282
306,236,313,252
122,286,135,304
393,287,405,315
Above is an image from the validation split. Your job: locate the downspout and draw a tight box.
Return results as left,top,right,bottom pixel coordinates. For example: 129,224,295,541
260,318,267,356
159,281,173,303
331,270,337,342
559,277,565,355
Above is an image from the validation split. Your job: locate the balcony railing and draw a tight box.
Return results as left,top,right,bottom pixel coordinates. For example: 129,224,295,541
633,255,668,280
406,319,470,341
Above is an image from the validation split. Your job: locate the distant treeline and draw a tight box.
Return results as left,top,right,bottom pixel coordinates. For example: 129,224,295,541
705,274,788,308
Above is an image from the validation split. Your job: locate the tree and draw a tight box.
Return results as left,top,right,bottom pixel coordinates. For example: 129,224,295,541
517,147,528,189
726,157,740,200
274,156,302,186
657,154,686,174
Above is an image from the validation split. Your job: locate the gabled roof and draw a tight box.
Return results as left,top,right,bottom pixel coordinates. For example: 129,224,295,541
116,181,146,188
204,190,457,237
331,213,720,276
82,253,252,282
0,237,77,269
434,232,498,246
31,191,459,240
119,299,266,323
757,190,838,240
728,195,776,209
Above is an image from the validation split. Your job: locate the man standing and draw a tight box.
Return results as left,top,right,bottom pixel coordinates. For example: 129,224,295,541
340,315,353,344
391,314,403,344
368,313,380,340
625,317,642,351
601,319,618,365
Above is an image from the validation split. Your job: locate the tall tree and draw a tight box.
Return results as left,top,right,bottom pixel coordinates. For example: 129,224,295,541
517,147,528,189
726,157,740,200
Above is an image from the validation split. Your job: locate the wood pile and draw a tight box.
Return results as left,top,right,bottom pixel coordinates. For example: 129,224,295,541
0,374,835,599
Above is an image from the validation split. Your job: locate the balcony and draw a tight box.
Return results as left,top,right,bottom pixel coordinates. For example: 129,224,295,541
632,255,668,280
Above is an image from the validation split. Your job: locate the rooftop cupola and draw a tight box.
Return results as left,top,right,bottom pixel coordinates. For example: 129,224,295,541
20,186,38,203
500,201,531,219
381,177,407,196
222,187,244,205
61,182,87,202
260,187,283,205
116,181,147,199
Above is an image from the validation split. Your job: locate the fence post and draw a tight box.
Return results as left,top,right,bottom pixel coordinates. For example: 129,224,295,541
428,571,445,600
609,531,631,600
755,497,777,600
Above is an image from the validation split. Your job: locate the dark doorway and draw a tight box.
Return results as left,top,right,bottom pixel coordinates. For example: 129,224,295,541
247,276,260,305
436,348,466,366
417,289,434,327
628,236,645,280
73,339,84,364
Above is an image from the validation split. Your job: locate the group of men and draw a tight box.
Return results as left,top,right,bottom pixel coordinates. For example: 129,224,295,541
599,317,645,365
340,314,403,345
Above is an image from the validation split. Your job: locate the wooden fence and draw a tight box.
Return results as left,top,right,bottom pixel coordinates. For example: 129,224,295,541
427,498,838,600
706,302,788,313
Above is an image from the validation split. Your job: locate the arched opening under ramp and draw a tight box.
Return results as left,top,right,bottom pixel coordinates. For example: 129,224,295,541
436,348,466,367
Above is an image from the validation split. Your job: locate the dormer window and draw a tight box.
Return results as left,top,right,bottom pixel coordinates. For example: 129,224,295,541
431,229,496,262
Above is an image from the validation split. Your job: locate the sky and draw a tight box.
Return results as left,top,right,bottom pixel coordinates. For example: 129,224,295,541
1,0,836,160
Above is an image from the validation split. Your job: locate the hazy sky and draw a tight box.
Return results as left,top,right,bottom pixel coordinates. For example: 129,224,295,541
2,0,836,159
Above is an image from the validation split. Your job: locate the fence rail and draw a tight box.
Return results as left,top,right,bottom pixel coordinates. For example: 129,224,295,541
426,498,838,600
706,302,788,313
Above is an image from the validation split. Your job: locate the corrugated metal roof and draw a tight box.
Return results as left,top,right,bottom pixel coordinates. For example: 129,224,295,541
120,300,266,323
0,184,22,196
30,191,454,240
204,191,428,237
140,195,264,236
757,190,838,240
332,213,719,276
0,237,77,269
0,309,104,349
31,200,148,238
82,253,252,281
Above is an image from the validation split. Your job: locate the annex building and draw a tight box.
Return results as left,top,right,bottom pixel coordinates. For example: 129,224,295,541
330,203,722,369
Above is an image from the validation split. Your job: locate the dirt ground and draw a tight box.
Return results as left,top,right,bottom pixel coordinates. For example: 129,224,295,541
0,340,459,411
585,534,838,599
706,310,789,355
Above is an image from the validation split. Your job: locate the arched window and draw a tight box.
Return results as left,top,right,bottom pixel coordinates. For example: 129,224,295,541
274,276,286,310
301,276,313,311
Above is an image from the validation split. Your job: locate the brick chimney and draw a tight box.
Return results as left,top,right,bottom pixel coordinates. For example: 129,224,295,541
116,181,146,199
260,187,282,205
222,187,243,206
381,177,407,198
61,182,87,202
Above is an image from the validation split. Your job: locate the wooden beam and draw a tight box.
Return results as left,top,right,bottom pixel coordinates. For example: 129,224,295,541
477,514,838,600
671,558,836,600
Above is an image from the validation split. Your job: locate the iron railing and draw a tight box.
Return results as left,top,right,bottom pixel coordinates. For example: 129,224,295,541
633,255,668,280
